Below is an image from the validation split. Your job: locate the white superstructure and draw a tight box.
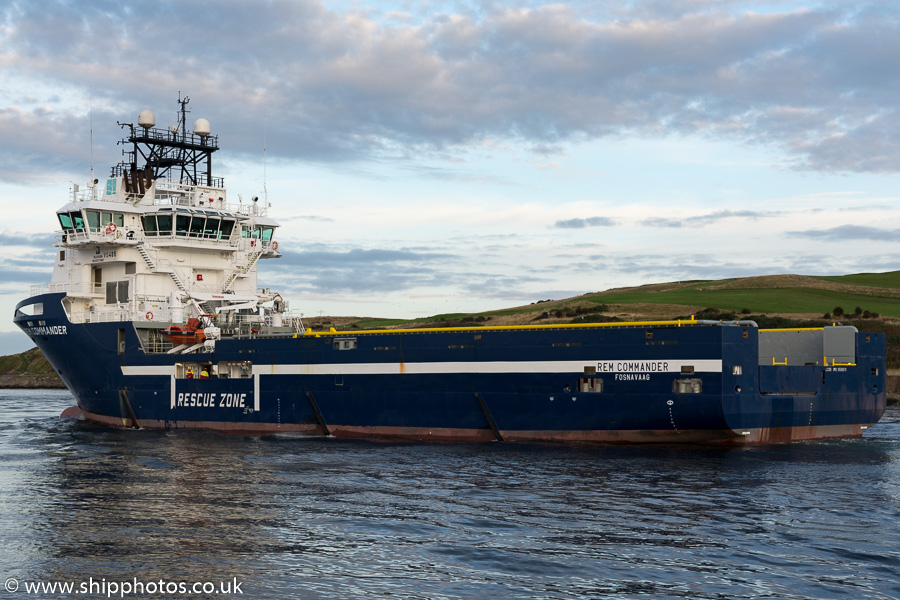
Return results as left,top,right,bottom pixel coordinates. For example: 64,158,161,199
32,95,296,341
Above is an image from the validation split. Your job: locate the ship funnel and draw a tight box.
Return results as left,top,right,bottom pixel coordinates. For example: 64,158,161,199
138,110,155,129
193,118,210,137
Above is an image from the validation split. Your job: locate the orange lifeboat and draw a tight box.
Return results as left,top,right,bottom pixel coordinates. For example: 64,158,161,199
162,317,207,345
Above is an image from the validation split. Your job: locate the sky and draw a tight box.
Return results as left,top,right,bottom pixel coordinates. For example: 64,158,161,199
1,0,899,355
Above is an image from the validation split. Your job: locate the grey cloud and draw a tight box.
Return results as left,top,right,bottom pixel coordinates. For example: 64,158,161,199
641,209,779,228
790,225,899,241
260,246,460,294
0,232,59,247
276,248,457,268
464,275,550,298
1,1,899,180
0,268,52,284
553,216,616,229
641,217,684,228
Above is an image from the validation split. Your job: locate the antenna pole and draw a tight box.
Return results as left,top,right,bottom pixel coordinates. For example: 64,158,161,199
263,108,268,204
89,86,95,192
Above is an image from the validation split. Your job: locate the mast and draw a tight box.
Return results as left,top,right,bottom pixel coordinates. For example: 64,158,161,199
113,94,220,188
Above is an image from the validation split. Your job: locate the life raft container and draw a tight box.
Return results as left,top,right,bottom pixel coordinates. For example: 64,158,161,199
162,317,207,345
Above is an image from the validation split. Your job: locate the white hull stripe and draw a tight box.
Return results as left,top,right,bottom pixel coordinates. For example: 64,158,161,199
123,359,723,377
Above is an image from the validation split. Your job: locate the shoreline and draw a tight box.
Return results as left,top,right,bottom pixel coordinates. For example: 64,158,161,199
0,375,66,389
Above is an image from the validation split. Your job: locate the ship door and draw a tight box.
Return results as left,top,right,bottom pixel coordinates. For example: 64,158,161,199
92,266,102,294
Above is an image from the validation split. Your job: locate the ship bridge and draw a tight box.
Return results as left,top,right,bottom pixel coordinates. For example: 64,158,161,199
35,96,284,329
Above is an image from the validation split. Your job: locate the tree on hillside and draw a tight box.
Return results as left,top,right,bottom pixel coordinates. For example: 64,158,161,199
833,306,844,317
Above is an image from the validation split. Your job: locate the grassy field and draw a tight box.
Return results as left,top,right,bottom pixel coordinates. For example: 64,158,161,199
815,271,900,288
588,286,900,317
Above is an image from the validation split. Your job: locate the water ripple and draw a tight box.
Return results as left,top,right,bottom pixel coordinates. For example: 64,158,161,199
0,391,898,599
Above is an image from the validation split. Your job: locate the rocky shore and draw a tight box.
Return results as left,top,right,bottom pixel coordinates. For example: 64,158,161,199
0,373,66,390
0,374,66,389
886,374,900,406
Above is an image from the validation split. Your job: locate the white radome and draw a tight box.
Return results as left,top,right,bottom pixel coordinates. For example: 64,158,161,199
138,109,155,129
193,118,210,137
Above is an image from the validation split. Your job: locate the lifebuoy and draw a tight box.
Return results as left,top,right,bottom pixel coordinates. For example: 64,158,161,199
145,311,154,320
272,241,278,250
107,222,117,233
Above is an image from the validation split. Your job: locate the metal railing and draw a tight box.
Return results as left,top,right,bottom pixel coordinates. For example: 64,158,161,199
30,281,104,297
68,175,268,217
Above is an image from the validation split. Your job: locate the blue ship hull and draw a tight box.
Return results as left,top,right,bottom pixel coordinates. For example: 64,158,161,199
15,293,887,444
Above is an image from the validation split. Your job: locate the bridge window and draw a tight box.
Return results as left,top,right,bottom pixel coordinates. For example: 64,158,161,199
189,215,205,237
220,220,235,238
175,214,191,236
86,210,101,231
157,213,173,235
58,211,86,232
87,211,124,232
204,217,220,238
58,212,73,231
142,215,158,236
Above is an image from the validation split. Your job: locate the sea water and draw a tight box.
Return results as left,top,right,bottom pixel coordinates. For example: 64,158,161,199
0,389,898,599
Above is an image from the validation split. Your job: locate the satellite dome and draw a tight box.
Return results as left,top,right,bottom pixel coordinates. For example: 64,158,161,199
193,118,211,137
138,110,155,129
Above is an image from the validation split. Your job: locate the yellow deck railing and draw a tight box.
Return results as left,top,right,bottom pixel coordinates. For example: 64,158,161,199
296,315,701,338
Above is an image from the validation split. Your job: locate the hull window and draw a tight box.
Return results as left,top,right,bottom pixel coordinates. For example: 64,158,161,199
578,377,604,393
673,378,703,394
177,362,215,379
217,361,253,379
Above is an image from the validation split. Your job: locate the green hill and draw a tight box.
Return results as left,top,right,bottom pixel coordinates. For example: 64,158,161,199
581,273,900,317
0,346,56,376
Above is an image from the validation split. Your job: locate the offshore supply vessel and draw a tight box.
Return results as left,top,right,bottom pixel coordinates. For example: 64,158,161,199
13,97,887,444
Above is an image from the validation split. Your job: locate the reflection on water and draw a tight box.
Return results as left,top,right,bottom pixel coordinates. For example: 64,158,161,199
0,390,898,599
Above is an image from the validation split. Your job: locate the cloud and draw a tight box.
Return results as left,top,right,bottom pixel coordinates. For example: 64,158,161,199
0,1,899,183
0,232,57,286
553,216,616,229
277,247,456,267
262,246,460,294
790,225,900,241
640,209,780,228
0,231,59,247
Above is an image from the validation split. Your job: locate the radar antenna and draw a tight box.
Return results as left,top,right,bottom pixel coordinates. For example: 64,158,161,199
177,91,191,143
